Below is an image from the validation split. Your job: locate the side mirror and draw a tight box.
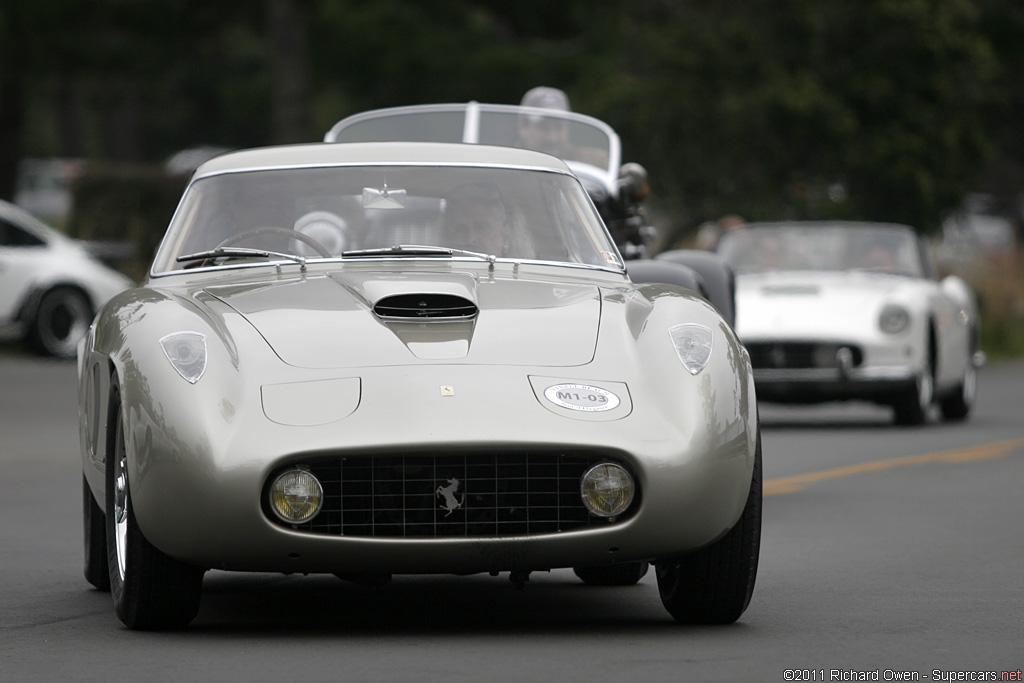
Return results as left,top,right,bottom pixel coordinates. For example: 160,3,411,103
940,273,973,306
941,273,982,318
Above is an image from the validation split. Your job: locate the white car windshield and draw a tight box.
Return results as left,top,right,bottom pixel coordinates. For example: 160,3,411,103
325,104,621,193
152,164,622,273
717,224,926,277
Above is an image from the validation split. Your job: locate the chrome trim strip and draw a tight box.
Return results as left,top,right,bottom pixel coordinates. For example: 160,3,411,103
149,256,628,279
190,160,577,183
753,365,917,383
463,101,481,144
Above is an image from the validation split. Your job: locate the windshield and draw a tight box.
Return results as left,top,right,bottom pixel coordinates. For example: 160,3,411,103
152,164,622,274
716,224,926,277
325,104,620,191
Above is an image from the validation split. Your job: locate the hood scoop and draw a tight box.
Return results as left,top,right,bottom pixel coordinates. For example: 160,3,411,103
374,293,478,321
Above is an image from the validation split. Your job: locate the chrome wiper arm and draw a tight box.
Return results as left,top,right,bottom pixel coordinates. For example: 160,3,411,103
176,247,308,270
341,244,494,260
341,244,455,257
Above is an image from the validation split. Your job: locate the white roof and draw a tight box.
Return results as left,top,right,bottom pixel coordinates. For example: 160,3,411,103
192,141,573,179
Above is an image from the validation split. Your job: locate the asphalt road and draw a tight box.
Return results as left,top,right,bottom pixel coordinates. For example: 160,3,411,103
1,353,1022,682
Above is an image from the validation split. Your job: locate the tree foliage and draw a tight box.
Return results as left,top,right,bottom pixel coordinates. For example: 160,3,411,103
2,0,1021,238
586,0,1003,234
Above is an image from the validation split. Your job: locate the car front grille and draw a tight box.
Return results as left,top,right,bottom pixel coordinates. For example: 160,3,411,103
746,342,863,369
265,450,636,538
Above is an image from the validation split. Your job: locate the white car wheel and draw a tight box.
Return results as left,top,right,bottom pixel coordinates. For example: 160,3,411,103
917,370,934,412
894,347,934,426
939,361,977,422
28,287,92,359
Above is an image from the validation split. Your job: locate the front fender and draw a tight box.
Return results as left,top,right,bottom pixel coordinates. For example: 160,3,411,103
601,282,758,513
80,285,276,533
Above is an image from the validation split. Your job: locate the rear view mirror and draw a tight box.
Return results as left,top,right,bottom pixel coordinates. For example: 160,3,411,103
362,186,406,209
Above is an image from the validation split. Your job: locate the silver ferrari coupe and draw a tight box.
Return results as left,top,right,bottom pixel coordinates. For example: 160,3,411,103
78,141,760,629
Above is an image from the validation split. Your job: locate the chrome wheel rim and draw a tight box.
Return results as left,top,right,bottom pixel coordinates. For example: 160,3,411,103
39,292,91,357
113,412,128,582
962,364,977,406
918,371,933,413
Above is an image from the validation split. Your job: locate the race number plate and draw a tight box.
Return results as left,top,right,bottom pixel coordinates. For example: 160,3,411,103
543,384,621,412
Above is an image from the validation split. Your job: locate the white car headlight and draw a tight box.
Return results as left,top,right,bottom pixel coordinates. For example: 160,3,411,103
668,323,714,375
269,468,323,524
159,331,207,383
878,304,910,335
580,463,634,518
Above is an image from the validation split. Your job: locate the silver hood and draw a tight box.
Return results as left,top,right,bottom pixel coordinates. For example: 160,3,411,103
205,270,601,368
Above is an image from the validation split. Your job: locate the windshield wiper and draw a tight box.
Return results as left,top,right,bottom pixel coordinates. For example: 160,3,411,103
341,244,495,261
176,247,308,270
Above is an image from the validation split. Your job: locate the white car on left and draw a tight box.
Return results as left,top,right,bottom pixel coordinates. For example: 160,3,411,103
0,199,134,358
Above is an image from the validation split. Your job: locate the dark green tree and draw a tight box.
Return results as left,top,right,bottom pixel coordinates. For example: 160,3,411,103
2,0,1021,245
582,0,1003,239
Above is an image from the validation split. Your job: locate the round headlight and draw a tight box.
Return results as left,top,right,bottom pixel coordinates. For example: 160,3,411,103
269,469,323,524
580,463,635,518
879,304,910,334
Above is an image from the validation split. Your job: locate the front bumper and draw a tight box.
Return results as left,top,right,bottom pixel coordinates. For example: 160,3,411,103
743,335,923,404
122,363,757,576
752,365,917,403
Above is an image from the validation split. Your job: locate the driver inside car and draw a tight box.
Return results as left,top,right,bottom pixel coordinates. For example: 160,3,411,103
515,86,608,168
516,86,574,157
444,182,511,256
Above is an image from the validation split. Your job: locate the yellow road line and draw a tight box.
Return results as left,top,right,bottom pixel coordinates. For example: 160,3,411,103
763,436,1024,497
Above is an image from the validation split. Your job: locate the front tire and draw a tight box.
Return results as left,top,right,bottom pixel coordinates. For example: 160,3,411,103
27,287,92,359
939,354,977,422
893,369,933,426
83,474,110,591
105,380,204,630
655,429,762,624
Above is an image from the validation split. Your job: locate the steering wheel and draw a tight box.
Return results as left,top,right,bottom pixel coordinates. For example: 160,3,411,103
216,226,332,258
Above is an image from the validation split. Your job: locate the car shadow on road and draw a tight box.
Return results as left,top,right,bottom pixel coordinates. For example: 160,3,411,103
184,571,747,636
757,402,923,431
760,418,900,431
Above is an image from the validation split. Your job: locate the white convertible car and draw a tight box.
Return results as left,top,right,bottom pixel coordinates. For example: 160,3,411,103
717,221,981,425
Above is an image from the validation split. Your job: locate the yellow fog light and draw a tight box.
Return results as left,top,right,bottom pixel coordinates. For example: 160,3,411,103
580,463,634,518
269,468,323,524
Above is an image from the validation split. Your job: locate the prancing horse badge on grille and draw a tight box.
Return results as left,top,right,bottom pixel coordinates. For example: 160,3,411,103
436,477,464,516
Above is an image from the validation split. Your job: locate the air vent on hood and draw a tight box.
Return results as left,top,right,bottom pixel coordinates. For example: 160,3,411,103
373,293,478,320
